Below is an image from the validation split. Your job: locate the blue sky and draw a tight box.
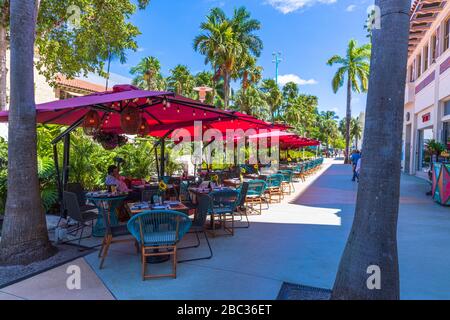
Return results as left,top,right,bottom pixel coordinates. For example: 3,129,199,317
89,0,376,120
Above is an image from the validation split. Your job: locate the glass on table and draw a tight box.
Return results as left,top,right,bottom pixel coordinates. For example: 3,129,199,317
111,184,117,194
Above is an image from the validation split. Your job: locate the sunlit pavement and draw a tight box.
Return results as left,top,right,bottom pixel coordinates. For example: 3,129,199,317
2,158,450,300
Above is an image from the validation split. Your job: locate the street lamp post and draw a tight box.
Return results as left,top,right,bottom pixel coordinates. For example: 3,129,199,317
272,52,282,85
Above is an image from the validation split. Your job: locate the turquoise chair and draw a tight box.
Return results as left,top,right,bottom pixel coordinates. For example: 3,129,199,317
209,189,240,236
279,170,295,194
266,174,284,203
246,179,268,214
127,210,191,280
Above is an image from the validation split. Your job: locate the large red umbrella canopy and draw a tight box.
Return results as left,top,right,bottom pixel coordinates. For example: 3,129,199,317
0,85,273,138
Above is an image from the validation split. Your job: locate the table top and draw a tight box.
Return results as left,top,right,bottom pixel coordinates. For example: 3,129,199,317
189,186,235,195
127,201,189,215
132,183,174,190
86,192,128,201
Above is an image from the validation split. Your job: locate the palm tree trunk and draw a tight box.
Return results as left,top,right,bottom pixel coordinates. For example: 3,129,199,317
0,0,56,265
223,71,230,110
331,0,410,299
0,3,9,111
345,75,352,164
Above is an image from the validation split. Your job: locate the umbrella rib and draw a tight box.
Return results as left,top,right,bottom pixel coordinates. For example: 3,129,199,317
144,109,164,125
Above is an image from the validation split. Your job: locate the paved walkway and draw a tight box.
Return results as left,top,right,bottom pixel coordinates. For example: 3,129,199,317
2,159,450,299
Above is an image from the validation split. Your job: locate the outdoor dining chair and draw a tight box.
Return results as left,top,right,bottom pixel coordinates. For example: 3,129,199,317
98,201,137,269
127,210,191,280
62,191,98,247
66,183,97,213
279,170,295,195
178,194,213,263
208,189,240,237
245,180,267,215
266,174,284,203
234,182,250,228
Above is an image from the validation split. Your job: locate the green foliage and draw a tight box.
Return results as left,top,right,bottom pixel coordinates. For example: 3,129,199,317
167,65,196,97
37,156,59,212
327,39,371,94
260,79,282,122
193,6,263,108
35,0,150,85
233,85,269,119
130,56,166,91
426,139,446,156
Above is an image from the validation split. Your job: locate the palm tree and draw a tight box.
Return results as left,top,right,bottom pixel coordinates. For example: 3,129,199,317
238,55,263,92
284,94,318,135
167,64,195,97
0,0,56,265
327,39,371,164
282,82,299,102
234,85,269,119
260,79,282,122
331,0,411,299
130,56,166,91
351,117,363,150
193,8,226,106
194,7,262,109
319,111,339,151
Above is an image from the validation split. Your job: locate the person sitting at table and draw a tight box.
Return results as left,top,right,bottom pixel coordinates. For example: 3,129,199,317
106,165,130,193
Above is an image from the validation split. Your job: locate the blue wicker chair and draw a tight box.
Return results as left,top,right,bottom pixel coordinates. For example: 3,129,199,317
246,180,267,215
234,182,250,228
279,170,295,195
266,174,284,203
127,210,191,280
178,194,213,263
209,189,239,237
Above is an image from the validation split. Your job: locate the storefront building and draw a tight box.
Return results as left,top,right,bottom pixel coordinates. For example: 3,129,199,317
403,0,450,178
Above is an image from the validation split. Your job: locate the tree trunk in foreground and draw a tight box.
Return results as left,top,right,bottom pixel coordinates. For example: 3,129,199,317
332,0,410,300
345,76,352,164
0,3,9,111
0,0,56,265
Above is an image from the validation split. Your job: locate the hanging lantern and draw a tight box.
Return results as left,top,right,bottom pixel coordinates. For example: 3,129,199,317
83,110,100,135
120,106,140,134
137,118,150,136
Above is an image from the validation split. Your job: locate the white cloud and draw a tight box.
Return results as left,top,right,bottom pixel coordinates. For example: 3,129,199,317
346,4,356,12
278,74,318,86
266,0,337,14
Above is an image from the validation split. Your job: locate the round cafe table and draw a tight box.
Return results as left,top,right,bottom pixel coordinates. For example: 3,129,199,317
86,193,128,237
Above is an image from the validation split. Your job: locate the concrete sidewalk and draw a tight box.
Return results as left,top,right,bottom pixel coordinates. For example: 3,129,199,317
2,159,450,299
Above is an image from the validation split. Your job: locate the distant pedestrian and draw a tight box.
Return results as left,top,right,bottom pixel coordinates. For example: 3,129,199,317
350,150,361,182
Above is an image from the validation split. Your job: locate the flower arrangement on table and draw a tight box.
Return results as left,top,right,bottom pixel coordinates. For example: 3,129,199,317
287,157,292,163
159,180,168,193
93,131,128,150
211,174,219,185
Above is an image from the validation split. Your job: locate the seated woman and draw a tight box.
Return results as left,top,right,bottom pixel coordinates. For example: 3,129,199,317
105,165,130,193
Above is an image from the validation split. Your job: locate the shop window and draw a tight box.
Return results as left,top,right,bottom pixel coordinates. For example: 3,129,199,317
445,100,450,117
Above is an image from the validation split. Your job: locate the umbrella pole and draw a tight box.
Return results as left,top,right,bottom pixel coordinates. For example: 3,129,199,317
160,138,165,178
62,134,70,192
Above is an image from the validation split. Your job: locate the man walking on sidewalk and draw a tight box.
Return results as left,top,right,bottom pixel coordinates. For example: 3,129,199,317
350,150,361,182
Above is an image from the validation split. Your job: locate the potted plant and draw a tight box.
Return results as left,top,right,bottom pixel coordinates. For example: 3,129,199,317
426,139,446,163
93,131,128,150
